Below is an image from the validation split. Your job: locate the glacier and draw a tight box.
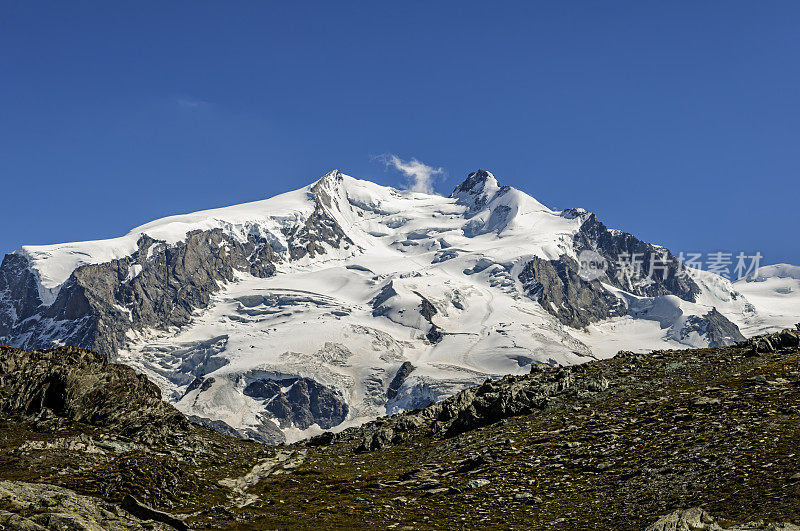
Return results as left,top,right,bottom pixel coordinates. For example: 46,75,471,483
1,169,796,443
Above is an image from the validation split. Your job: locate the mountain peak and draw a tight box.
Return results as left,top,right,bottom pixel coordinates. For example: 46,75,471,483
312,169,345,191
451,169,499,197
450,169,503,213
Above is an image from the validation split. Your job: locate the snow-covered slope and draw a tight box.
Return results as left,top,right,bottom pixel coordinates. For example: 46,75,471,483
1,169,796,443
16,186,316,306
733,264,800,335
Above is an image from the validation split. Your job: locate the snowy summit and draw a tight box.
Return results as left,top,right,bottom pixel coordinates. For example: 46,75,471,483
1,169,796,443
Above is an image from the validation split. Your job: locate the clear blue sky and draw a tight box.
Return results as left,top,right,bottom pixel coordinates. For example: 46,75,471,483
1,1,798,266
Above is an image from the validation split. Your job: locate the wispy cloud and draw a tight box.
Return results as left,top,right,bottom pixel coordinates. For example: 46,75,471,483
176,97,209,109
377,154,444,194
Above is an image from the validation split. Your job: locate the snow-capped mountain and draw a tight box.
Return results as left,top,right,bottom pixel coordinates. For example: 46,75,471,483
0,170,795,443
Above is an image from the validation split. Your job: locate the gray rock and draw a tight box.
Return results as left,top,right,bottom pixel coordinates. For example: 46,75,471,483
0,229,279,357
348,364,613,452
0,480,176,530
355,427,400,453
450,170,506,214
387,361,415,400
573,213,701,301
776,330,800,348
682,308,745,347
744,329,800,356
121,495,188,531
465,479,490,490
646,507,800,531
518,255,625,328
646,507,718,531
0,346,193,447
243,377,348,430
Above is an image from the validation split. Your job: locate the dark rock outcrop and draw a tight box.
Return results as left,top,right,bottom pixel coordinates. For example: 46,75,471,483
0,480,179,530
121,494,188,531
282,171,354,260
450,169,508,214
744,328,800,356
342,364,611,452
387,361,415,400
414,290,443,344
0,254,43,333
0,230,279,357
517,214,731,334
0,345,192,446
518,255,625,328
684,308,746,347
244,377,348,430
573,213,700,301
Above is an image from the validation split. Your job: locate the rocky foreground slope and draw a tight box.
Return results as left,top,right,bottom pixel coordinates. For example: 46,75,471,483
1,328,800,529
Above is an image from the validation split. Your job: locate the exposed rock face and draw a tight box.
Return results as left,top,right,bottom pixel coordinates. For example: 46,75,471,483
371,282,399,317
450,169,506,214
0,480,178,530
646,507,800,531
243,377,349,430
515,215,744,347
745,328,800,356
0,254,42,334
0,230,279,357
283,172,354,260
450,169,519,236
0,346,192,446
414,290,443,343
0,345,297,526
573,213,700,301
339,364,611,452
387,361,415,400
437,365,608,437
684,308,746,347
518,255,625,328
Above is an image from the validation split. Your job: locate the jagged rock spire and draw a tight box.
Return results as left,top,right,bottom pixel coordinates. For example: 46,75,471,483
450,169,499,198
450,169,502,214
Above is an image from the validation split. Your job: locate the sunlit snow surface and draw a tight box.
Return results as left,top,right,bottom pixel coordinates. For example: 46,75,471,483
15,172,799,441
733,264,800,335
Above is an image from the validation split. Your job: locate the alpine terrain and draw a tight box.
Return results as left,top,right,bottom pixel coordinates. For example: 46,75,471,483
2,329,800,529
1,170,797,444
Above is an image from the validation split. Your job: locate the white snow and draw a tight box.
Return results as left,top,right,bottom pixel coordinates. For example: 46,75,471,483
16,184,315,303
12,169,798,442
733,264,800,334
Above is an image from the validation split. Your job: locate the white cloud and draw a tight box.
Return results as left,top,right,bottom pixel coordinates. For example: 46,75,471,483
378,154,443,194
176,97,209,109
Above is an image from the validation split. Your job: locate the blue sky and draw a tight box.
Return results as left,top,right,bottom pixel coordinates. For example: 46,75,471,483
1,1,798,267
